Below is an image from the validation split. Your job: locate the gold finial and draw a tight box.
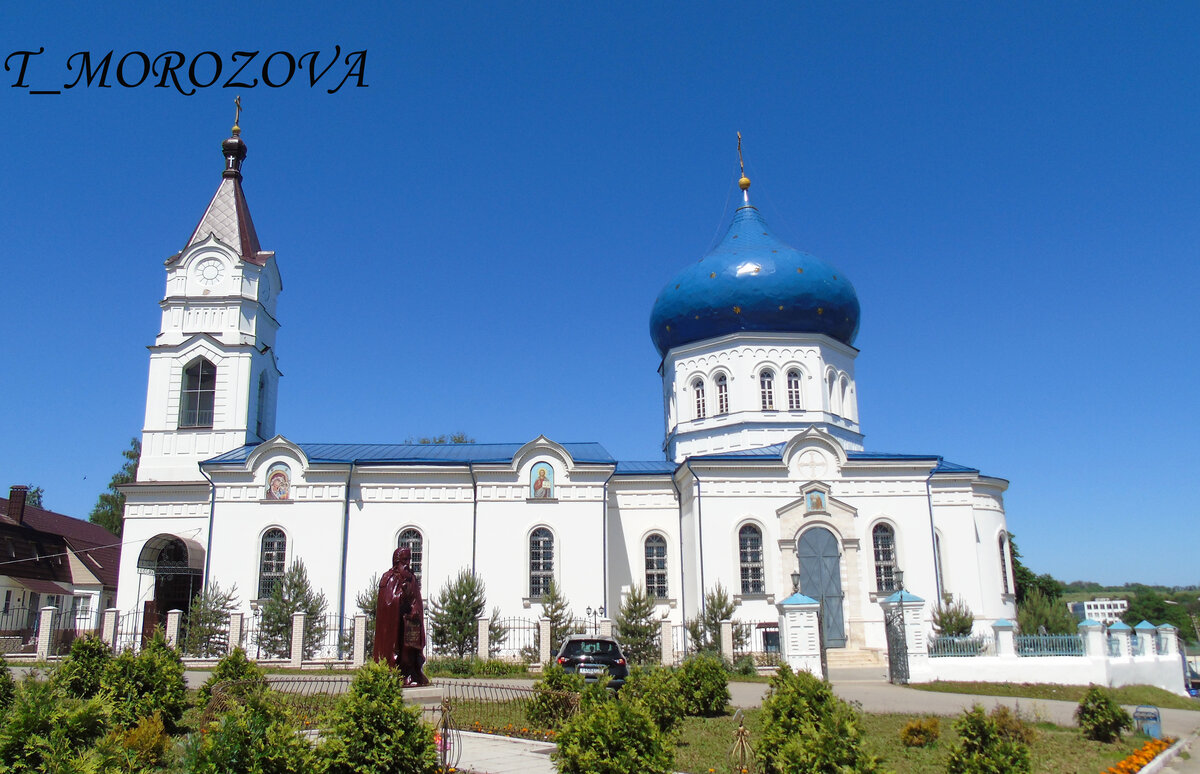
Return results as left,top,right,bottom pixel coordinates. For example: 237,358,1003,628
737,131,751,192
232,95,242,135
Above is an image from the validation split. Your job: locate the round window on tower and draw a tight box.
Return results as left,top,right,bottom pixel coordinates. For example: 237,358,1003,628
195,258,225,287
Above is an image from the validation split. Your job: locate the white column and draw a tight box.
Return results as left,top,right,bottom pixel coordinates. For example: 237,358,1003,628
538,617,552,664
993,619,1016,658
352,614,367,667
776,593,822,679
599,618,613,638
35,607,56,661
1078,619,1106,657
227,612,244,654
1108,623,1132,657
660,619,674,666
719,620,734,662
101,608,120,650
1156,624,1179,656
477,616,490,660
290,612,305,667
1135,623,1159,656
165,609,183,649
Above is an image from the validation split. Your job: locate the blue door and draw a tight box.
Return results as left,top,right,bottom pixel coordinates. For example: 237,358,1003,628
797,527,846,648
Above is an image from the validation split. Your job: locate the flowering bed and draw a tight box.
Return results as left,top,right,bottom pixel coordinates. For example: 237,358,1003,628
1102,737,1176,774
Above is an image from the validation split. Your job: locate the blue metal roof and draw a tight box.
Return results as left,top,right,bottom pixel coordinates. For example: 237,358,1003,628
689,445,982,475
614,460,677,475
205,442,616,466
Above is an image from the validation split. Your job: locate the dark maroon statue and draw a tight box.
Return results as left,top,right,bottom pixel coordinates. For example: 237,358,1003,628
372,546,430,685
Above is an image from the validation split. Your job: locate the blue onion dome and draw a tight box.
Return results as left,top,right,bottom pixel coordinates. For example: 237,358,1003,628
649,199,860,357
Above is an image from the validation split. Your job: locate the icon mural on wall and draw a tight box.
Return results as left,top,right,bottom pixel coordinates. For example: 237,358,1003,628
806,491,825,512
265,462,291,500
530,462,554,499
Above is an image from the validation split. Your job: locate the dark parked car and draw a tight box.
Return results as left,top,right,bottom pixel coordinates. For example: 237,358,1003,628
555,635,629,689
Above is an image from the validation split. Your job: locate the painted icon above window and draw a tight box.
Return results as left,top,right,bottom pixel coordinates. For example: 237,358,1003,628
805,491,826,513
530,462,555,500
265,462,291,500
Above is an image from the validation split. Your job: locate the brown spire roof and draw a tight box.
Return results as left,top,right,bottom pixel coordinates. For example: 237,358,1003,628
177,126,271,266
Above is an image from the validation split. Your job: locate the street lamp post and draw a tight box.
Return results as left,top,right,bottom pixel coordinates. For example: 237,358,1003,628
585,606,605,635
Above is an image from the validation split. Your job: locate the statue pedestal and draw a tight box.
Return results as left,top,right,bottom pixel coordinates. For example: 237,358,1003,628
402,685,444,708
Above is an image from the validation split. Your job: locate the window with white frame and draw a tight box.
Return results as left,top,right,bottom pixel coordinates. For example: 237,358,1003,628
644,534,668,599
872,523,897,592
692,378,706,419
759,370,775,410
397,528,423,585
787,369,803,410
258,528,286,599
739,524,765,594
529,527,554,598
179,358,216,428
998,532,1010,595
715,374,729,415
255,373,267,438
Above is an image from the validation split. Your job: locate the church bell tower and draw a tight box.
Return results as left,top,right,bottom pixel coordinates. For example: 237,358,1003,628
136,113,282,483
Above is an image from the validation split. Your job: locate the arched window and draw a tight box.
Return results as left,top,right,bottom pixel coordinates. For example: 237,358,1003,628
179,358,216,428
715,374,729,415
998,532,1010,595
826,371,838,415
397,528,423,584
738,525,765,594
255,373,267,438
258,528,286,599
530,527,554,598
692,379,706,419
787,369,803,410
840,376,852,420
872,523,897,592
644,534,668,599
759,370,775,410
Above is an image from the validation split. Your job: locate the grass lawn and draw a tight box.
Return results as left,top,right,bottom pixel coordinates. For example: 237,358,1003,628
910,681,1200,711
671,710,1146,774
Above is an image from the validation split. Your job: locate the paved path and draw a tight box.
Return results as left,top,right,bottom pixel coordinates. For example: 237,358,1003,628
456,732,556,774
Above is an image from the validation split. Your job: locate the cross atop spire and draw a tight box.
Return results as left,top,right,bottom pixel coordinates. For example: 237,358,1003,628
737,131,751,203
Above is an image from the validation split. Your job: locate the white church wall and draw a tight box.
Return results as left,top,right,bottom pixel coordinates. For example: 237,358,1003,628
607,478,684,623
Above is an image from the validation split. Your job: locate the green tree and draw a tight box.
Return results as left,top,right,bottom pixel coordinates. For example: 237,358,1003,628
1008,532,1063,604
182,582,240,657
1121,589,1191,630
408,433,475,444
1016,588,1077,635
428,568,492,658
685,583,746,653
615,584,661,665
931,594,976,636
353,573,379,656
89,437,140,536
257,560,327,660
541,578,579,654
22,485,44,509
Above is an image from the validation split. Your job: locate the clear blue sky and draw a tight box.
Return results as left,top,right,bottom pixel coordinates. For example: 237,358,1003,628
2,2,1197,587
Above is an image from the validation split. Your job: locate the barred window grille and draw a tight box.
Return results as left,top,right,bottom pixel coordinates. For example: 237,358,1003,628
530,528,554,598
179,358,216,428
873,523,897,592
760,370,775,410
739,525,765,594
693,379,706,419
397,528,423,584
716,374,729,415
645,534,668,599
787,369,803,410
258,528,286,599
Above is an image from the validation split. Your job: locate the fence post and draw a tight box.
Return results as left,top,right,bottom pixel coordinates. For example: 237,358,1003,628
992,619,1016,658
227,612,244,655
290,612,306,668
101,608,119,651
538,617,552,664
719,619,734,662
1156,624,1179,656
599,618,613,637
352,614,367,667
1134,621,1158,656
35,606,56,661
660,619,674,666
1078,619,1106,657
165,609,183,649
776,593,822,678
1108,622,1132,657
477,616,490,659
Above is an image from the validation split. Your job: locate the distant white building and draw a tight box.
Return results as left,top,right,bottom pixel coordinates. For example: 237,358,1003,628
116,124,1018,663
1068,597,1129,625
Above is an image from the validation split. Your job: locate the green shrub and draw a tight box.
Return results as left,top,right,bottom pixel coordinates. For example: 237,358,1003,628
1017,588,1077,635
1075,685,1132,742
620,666,686,733
899,715,940,747
676,652,730,717
317,661,437,774
525,663,583,729
182,582,240,657
757,665,884,773
946,704,1031,774
94,710,174,771
989,704,1035,745
614,584,662,666
183,692,314,774
0,675,112,772
100,629,188,731
0,656,15,712
198,646,269,706
931,595,975,637
553,696,673,774
54,634,113,699
732,654,758,677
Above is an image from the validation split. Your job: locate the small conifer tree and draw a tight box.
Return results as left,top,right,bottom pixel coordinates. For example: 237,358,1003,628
257,559,328,660
429,569,490,658
615,584,661,665
685,583,747,653
931,594,975,637
182,581,239,657
540,578,579,654
1017,588,1076,635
